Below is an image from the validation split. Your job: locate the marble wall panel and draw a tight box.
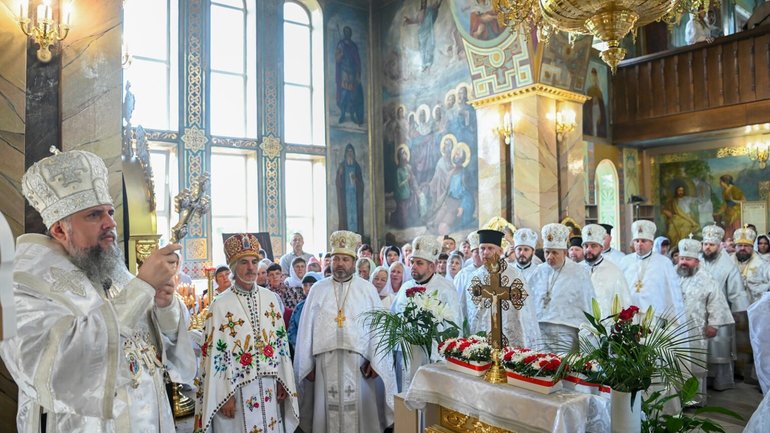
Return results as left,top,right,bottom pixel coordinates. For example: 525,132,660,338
0,0,27,238
476,106,504,225
61,0,124,245
557,100,585,223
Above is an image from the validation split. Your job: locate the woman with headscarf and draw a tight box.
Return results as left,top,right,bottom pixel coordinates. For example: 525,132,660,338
388,261,406,295
370,265,394,309
755,233,770,262
284,256,307,289
653,236,671,256
356,257,376,280
257,258,272,287
446,251,464,281
306,256,322,272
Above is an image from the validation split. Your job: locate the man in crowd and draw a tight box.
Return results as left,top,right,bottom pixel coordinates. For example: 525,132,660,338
700,224,750,390
511,228,539,283
436,252,449,277
357,243,374,260
279,232,313,276
442,235,456,253
465,229,541,349
529,223,595,353
295,230,397,433
581,224,631,316
620,220,684,320
600,223,626,265
195,234,299,432
0,148,195,432
454,231,482,302
676,236,734,406
568,236,584,263
732,226,770,382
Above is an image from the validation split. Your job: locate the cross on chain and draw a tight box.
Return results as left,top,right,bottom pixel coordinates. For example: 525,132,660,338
470,258,527,350
170,173,210,243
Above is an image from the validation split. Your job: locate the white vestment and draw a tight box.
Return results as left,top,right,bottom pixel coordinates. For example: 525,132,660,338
679,268,734,405
194,284,299,433
732,253,770,305
464,263,541,349
453,264,482,321
701,249,750,312
294,276,397,433
743,292,770,433
620,251,685,320
513,261,537,284
0,234,196,433
529,260,595,353
393,274,462,327
582,256,632,317
602,248,626,267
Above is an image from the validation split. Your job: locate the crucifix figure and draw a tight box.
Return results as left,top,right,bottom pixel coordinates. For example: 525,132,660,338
470,258,526,350
335,309,346,328
170,173,210,243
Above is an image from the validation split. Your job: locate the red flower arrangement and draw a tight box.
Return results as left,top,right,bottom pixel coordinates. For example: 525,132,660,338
405,286,427,298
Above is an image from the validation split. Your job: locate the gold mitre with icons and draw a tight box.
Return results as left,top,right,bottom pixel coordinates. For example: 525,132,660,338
541,223,570,249
329,230,361,257
223,233,262,265
483,216,517,250
733,225,757,245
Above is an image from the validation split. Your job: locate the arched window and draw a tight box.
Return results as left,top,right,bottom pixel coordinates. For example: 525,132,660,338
596,159,621,249
283,0,326,254
123,0,178,130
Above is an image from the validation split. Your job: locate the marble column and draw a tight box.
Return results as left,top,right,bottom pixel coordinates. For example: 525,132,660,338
61,0,124,245
556,100,586,223
475,106,509,225
0,0,27,238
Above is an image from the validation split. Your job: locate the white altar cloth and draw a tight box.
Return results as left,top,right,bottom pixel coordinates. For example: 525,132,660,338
404,363,610,433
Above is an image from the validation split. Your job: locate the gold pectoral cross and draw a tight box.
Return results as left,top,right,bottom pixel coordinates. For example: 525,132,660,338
335,308,346,328
635,280,643,293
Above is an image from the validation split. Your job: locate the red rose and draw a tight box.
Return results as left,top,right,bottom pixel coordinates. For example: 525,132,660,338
263,345,274,358
406,286,427,298
524,355,538,364
618,306,640,321
503,351,513,361
458,341,472,351
240,352,253,366
446,341,457,352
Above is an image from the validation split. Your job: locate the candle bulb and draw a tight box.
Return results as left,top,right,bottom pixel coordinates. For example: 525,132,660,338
36,4,44,21
20,0,29,19
45,3,52,21
64,4,72,25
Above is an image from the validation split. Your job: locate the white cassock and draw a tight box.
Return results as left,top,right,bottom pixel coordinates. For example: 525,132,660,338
620,251,685,320
194,284,299,433
700,249,750,390
513,261,537,284
0,234,196,433
464,263,541,349
732,253,770,305
529,260,595,353
393,274,462,328
743,292,770,433
679,268,734,405
453,264,482,321
582,256,632,317
294,276,397,433
602,248,626,267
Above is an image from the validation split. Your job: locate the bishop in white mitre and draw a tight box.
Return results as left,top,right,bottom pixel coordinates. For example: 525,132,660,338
676,236,734,406
465,229,541,349
295,230,397,433
511,228,539,284
0,149,195,433
194,233,299,433
580,224,632,317
620,220,685,320
529,224,595,353
700,224,750,390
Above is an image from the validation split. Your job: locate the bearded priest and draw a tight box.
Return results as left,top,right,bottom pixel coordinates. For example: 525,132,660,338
294,230,397,433
194,233,299,433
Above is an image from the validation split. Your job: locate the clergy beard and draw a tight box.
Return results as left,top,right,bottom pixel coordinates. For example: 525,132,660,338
735,250,752,262
516,255,531,266
68,241,124,290
584,251,599,264
702,250,719,262
676,264,696,277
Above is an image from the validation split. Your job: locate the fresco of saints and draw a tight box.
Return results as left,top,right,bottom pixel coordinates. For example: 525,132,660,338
393,145,419,228
336,143,364,232
335,26,364,124
427,143,474,234
714,174,745,238
468,0,502,41
403,0,444,72
582,67,607,137
662,184,701,246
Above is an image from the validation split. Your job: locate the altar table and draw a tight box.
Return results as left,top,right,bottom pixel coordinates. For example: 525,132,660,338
400,363,610,433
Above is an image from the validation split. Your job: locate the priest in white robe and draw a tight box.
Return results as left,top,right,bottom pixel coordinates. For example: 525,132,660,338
0,149,195,433
676,236,734,406
580,224,632,317
529,224,595,353
453,231,482,322
194,233,299,433
511,228,539,283
700,224,750,390
295,230,397,433
465,229,541,349
620,220,685,321
599,223,626,266
731,227,770,382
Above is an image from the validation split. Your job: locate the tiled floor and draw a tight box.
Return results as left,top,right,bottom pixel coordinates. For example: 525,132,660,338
174,380,765,432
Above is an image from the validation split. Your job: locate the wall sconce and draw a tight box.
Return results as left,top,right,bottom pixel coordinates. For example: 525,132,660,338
549,108,577,141
17,0,71,63
747,139,769,169
494,111,518,145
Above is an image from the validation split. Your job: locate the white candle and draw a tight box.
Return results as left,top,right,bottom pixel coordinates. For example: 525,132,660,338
20,0,29,19
45,2,52,21
64,3,72,25
36,3,44,21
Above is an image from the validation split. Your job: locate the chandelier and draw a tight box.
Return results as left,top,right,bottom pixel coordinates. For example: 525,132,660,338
493,0,712,72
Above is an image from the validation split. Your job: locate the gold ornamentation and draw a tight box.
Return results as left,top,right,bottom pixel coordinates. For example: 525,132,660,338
223,233,262,264
136,238,159,266
182,126,208,152
171,173,210,243
716,147,747,158
185,238,208,260
434,407,515,433
260,135,283,159
211,136,258,148
470,83,589,108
